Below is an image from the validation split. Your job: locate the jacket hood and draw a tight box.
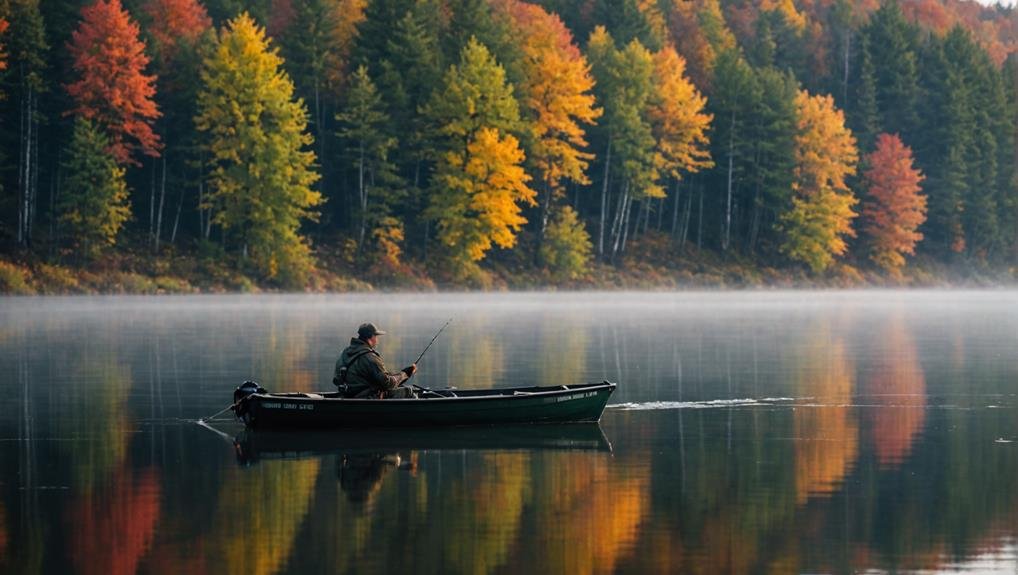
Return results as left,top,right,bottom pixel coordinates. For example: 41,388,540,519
341,338,374,364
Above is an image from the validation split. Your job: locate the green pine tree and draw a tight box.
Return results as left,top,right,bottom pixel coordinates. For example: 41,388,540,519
194,12,322,286
57,117,131,259
335,65,401,252
851,35,879,153
863,0,920,139
747,67,798,254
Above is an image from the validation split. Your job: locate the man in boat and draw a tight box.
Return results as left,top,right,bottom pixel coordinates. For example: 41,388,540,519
334,322,418,398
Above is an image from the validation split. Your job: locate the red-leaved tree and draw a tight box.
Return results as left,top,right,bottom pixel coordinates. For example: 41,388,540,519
0,17,8,72
861,133,927,274
143,0,211,67
67,0,161,165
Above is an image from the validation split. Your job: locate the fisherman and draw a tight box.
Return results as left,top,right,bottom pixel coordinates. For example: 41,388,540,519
334,322,418,398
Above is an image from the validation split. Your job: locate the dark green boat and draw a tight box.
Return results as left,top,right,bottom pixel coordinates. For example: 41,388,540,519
232,381,617,429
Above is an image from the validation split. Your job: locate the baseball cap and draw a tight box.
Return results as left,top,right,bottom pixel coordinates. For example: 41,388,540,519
358,323,387,338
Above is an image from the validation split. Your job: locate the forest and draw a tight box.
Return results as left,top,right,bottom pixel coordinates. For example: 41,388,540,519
1,0,1017,291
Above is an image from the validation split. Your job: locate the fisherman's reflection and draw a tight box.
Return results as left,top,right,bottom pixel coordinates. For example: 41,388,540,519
338,452,417,509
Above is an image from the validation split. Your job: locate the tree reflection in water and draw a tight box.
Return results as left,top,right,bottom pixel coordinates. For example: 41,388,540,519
59,356,134,492
862,316,926,468
0,502,7,561
508,451,647,575
67,465,161,575
2,295,1018,574
792,325,859,504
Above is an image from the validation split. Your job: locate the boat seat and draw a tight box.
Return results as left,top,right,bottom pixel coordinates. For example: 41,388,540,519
304,393,324,399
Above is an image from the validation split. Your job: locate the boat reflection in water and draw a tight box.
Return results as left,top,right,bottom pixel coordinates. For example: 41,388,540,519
234,424,613,466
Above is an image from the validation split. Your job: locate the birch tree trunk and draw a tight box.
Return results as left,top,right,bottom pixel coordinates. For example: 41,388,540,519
18,84,35,247
155,155,167,251
170,183,184,244
357,141,367,252
671,179,681,236
598,137,612,257
609,180,627,258
842,32,851,105
749,183,762,253
680,184,693,248
724,109,735,251
696,184,703,250
536,180,553,264
30,111,39,245
619,193,633,255
149,160,156,241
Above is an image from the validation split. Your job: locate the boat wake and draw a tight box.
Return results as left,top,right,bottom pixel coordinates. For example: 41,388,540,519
608,397,799,411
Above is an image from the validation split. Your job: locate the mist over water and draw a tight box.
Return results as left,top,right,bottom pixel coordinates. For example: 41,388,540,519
1,291,1016,574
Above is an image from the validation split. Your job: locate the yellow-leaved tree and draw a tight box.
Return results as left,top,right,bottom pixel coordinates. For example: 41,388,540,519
423,38,536,280
430,127,535,269
780,90,859,273
493,0,600,261
195,13,321,286
648,45,713,186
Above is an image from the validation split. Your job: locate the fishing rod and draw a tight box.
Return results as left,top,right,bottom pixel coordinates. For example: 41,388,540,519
407,318,452,390
414,318,453,366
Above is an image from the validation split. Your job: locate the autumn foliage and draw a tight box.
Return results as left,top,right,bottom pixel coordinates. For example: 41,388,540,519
863,318,927,468
66,0,161,165
5,0,1018,288
649,45,713,179
142,0,212,65
496,0,599,195
781,90,859,273
430,127,536,267
68,466,161,575
861,133,927,275
666,0,736,89
794,332,859,504
0,18,8,72
424,38,536,278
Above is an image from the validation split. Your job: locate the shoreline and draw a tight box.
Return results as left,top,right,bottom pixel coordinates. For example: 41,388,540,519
1,260,1009,293
3,237,1016,296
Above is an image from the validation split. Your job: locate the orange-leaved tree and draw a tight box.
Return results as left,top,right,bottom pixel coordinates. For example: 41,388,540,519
67,0,161,166
780,90,859,273
493,0,600,253
648,45,713,185
861,133,926,275
666,0,736,90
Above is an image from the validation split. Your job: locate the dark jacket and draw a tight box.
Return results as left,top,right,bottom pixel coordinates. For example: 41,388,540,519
334,338,408,396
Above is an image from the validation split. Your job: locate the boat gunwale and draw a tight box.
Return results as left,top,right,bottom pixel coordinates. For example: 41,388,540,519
248,381,616,404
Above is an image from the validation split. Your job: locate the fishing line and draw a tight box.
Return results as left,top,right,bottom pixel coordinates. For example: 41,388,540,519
199,401,238,423
195,418,234,443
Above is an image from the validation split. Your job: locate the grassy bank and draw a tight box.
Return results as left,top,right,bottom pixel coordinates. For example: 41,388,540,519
1,233,1016,295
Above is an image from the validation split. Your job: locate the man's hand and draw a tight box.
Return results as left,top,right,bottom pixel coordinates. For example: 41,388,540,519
403,363,418,377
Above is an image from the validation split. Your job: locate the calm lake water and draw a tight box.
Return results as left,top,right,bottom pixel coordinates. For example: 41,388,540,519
1,291,1016,574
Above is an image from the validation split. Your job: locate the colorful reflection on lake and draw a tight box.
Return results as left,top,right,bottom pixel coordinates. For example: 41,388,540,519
0,292,1016,574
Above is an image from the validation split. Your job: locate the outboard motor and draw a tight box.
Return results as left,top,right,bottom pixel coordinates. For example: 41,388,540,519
233,380,266,422
234,380,266,403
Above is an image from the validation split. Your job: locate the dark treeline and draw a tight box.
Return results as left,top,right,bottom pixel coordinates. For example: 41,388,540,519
1,0,1017,290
